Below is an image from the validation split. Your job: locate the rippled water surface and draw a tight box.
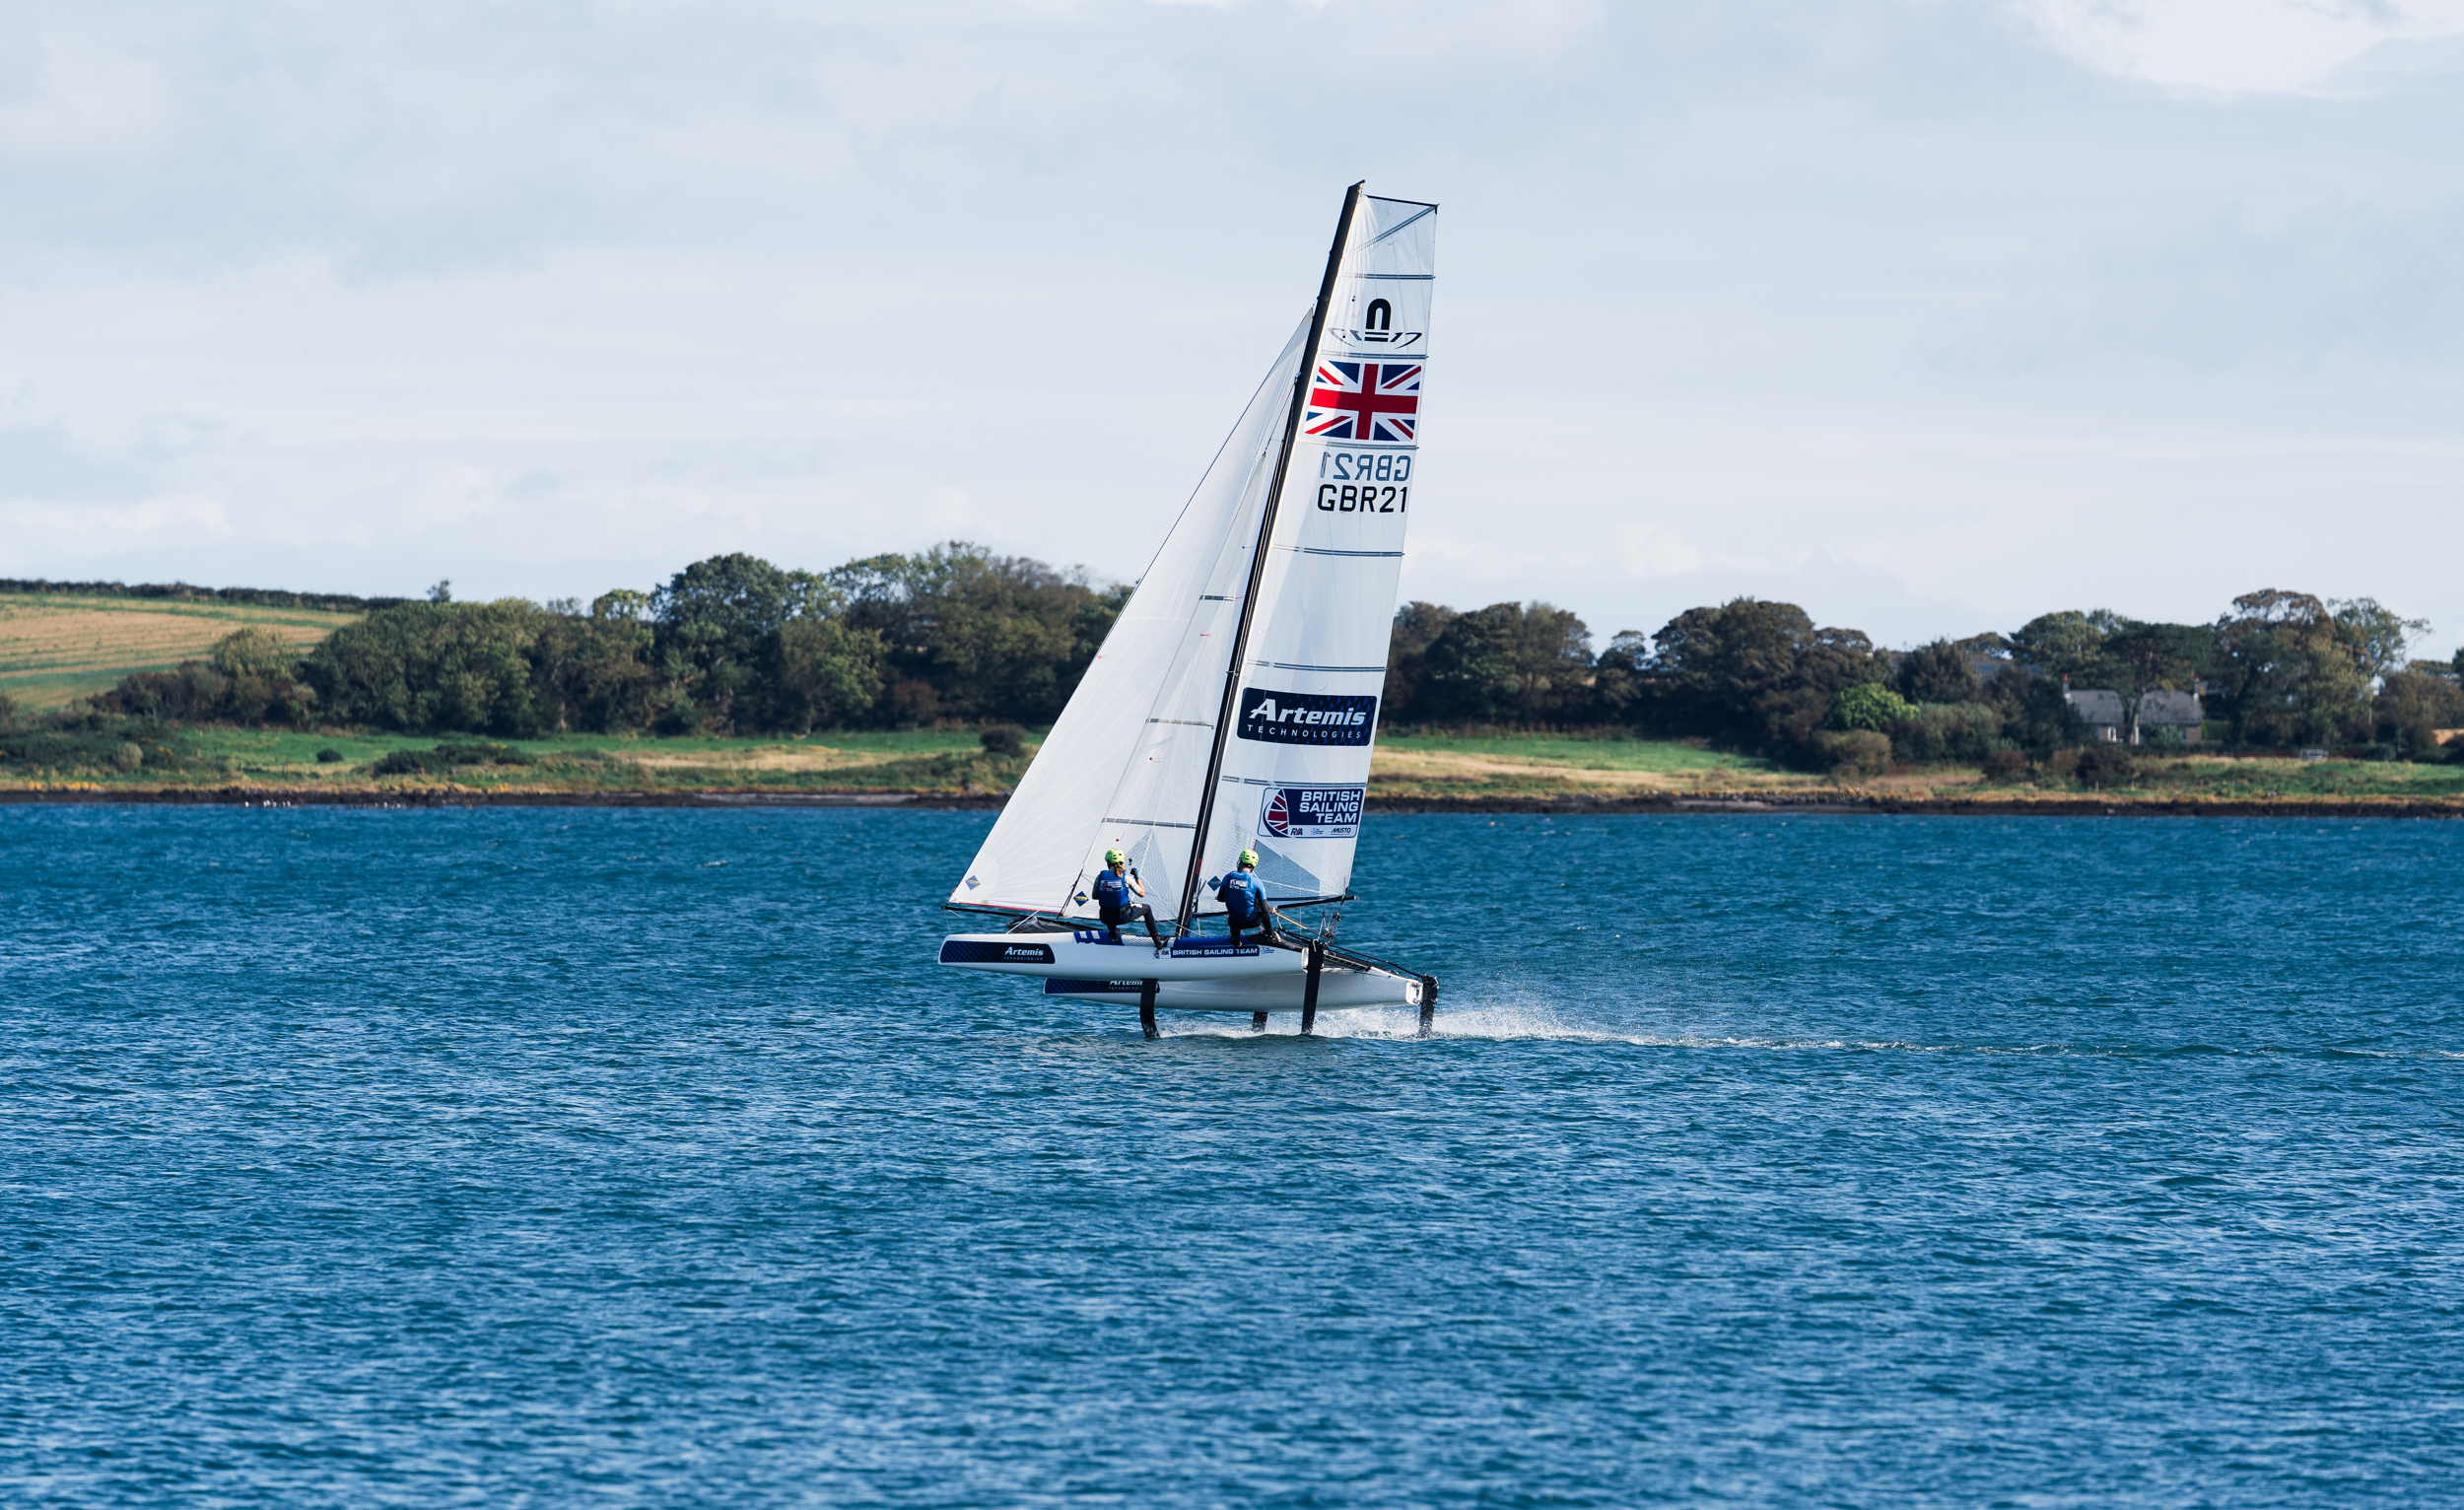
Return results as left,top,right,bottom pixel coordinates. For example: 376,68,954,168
5,805,2461,1507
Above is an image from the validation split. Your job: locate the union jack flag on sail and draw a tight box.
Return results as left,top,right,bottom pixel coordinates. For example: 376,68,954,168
1303,360,1422,444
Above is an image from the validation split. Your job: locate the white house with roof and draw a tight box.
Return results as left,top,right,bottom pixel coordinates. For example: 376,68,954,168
2135,689,2204,744
2064,688,2127,741
2066,687,2204,744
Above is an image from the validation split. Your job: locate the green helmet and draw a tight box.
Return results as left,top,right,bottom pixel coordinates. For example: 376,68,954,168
1238,849,1258,867
1104,848,1127,865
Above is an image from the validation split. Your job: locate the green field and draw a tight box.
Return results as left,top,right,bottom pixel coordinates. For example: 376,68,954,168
0,592,360,711
1378,732,1787,774
179,726,987,765
6,711,2461,810
1371,731,1809,795
149,726,1012,792
2066,753,2464,801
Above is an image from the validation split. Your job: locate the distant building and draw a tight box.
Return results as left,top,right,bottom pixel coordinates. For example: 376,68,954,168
2135,689,2204,744
2064,688,2126,742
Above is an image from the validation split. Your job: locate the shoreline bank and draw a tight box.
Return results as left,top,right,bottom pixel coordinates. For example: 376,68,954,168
6,786,2460,818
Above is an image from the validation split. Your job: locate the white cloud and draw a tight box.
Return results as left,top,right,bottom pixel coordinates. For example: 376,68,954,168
0,420,156,503
1934,196,2464,375
2020,0,2464,93
0,28,171,160
1,492,230,555
1610,524,1711,581
0,1,2460,657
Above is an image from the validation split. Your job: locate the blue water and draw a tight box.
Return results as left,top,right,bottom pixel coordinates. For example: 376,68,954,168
5,807,2460,1507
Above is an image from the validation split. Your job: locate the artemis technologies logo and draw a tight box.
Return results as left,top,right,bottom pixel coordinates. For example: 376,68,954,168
1236,689,1377,747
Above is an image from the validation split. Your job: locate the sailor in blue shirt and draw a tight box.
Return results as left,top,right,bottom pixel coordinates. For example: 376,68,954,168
1211,849,1282,948
1092,848,1159,948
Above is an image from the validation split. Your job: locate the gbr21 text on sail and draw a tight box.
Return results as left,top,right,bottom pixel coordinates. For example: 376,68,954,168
1314,446,1412,515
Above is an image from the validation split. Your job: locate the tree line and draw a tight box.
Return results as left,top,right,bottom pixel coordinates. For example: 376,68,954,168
14,542,2459,773
0,579,410,614
67,544,1127,739
1382,589,2463,770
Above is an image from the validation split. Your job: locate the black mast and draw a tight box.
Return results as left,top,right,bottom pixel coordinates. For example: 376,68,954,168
1174,180,1365,936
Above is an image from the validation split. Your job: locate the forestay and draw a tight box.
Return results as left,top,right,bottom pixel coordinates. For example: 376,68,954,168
946,186,1437,926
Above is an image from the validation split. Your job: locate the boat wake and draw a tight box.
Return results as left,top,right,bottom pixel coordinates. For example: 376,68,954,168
1144,998,2464,1060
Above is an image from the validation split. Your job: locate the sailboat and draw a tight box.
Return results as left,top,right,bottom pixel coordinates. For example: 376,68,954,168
936,182,1440,1039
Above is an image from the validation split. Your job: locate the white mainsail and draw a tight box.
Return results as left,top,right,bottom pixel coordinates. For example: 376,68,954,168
1187,192,1436,915
946,185,1437,928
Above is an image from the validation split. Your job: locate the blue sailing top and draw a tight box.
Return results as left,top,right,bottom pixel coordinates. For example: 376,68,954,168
1213,868,1266,923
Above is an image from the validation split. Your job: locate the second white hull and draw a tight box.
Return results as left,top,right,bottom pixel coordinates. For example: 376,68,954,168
939,929,1305,982
1041,968,1421,1014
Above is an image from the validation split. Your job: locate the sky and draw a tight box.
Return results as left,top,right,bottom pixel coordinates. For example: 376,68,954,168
3,0,2461,657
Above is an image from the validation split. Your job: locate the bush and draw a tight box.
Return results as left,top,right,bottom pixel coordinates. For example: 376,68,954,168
315,747,344,763
1831,683,1916,732
1638,599,1892,749
302,600,550,737
1888,701,2003,763
979,723,1028,758
2041,748,2082,782
1896,639,1979,703
2074,745,2137,789
1817,728,1891,780
0,719,202,776
370,742,537,777
763,617,886,734
1981,748,2027,783
831,543,1129,725
95,629,318,725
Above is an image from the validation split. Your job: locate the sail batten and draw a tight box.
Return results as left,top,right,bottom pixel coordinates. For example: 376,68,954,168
945,185,1436,929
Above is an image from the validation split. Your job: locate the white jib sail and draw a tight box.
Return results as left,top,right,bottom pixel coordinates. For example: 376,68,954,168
1194,193,1437,912
946,313,1313,923
947,186,1437,927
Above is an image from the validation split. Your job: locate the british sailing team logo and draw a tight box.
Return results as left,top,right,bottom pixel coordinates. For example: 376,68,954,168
1261,785,1366,840
1303,361,1422,443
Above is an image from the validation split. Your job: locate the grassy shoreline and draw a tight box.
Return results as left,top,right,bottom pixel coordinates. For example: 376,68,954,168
8,789,2458,819
4,726,2460,814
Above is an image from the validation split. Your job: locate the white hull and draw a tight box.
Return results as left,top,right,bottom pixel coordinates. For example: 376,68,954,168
938,929,1306,983
938,929,1423,1015
1043,970,1420,1014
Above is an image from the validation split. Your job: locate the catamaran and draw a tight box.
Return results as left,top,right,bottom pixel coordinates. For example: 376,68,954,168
936,183,1440,1039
